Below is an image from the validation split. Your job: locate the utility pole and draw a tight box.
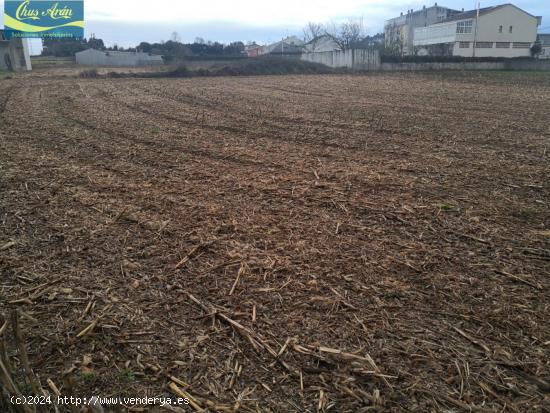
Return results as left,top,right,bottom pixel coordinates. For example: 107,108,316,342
472,1,480,57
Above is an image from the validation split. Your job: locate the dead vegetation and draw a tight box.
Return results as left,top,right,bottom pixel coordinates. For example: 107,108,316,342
0,70,549,412
78,69,100,78
90,57,335,79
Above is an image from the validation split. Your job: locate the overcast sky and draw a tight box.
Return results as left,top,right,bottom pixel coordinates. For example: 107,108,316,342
1,0,549,50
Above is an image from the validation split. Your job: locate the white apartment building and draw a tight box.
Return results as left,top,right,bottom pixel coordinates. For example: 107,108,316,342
385,3,461,56
413,4,542,57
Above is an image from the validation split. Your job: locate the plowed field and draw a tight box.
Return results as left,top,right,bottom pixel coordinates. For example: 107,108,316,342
1,70,549,412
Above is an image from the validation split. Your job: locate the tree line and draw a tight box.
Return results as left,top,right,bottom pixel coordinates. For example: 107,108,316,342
41,21,385,59
302,19,384,52
41,35,245,59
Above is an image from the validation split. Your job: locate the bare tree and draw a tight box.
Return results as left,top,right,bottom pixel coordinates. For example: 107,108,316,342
303,22,324,52
325,18,367,50
386,28,405,56
171,31,181,43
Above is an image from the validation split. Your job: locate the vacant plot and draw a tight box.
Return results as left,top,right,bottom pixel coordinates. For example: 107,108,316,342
0,70,549,412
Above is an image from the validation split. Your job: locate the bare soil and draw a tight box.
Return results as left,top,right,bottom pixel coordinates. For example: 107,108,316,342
0,70,549,412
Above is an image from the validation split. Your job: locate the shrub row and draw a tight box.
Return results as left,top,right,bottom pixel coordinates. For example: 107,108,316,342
81,57,336,79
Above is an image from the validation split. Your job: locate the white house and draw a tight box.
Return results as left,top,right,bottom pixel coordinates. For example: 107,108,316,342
413,4,541,57
76,49,164,67
264,36,305,55
304,35,341,53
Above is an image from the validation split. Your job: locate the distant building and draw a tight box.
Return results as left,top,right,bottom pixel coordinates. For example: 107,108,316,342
304,35,341,53
413,4,542,57
245,43,266,57
359,33,386,48
265,36,305,55
0,29,32,71
245,37,306,58
537,34,550,59
385,3,461,55
75,49,163,67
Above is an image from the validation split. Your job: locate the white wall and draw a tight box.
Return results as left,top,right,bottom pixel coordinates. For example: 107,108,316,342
380,60,550,71
76,49,107,65
21,39,32,70
0,38,32,71
76,49,163,66
301,49,380,70
452,41,532,58
475,5,538,44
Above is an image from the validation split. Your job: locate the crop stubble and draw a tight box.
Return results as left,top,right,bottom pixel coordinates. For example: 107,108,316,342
0,71,549,411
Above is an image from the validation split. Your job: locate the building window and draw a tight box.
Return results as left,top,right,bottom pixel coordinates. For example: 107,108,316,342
475,42,493,48
509,26,513,33
459,41,470,48
512,42,531,48
456,20,473,34
499,25,503,33
496,42,511,48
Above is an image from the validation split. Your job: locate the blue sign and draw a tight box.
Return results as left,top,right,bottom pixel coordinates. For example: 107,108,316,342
4,0,84,39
